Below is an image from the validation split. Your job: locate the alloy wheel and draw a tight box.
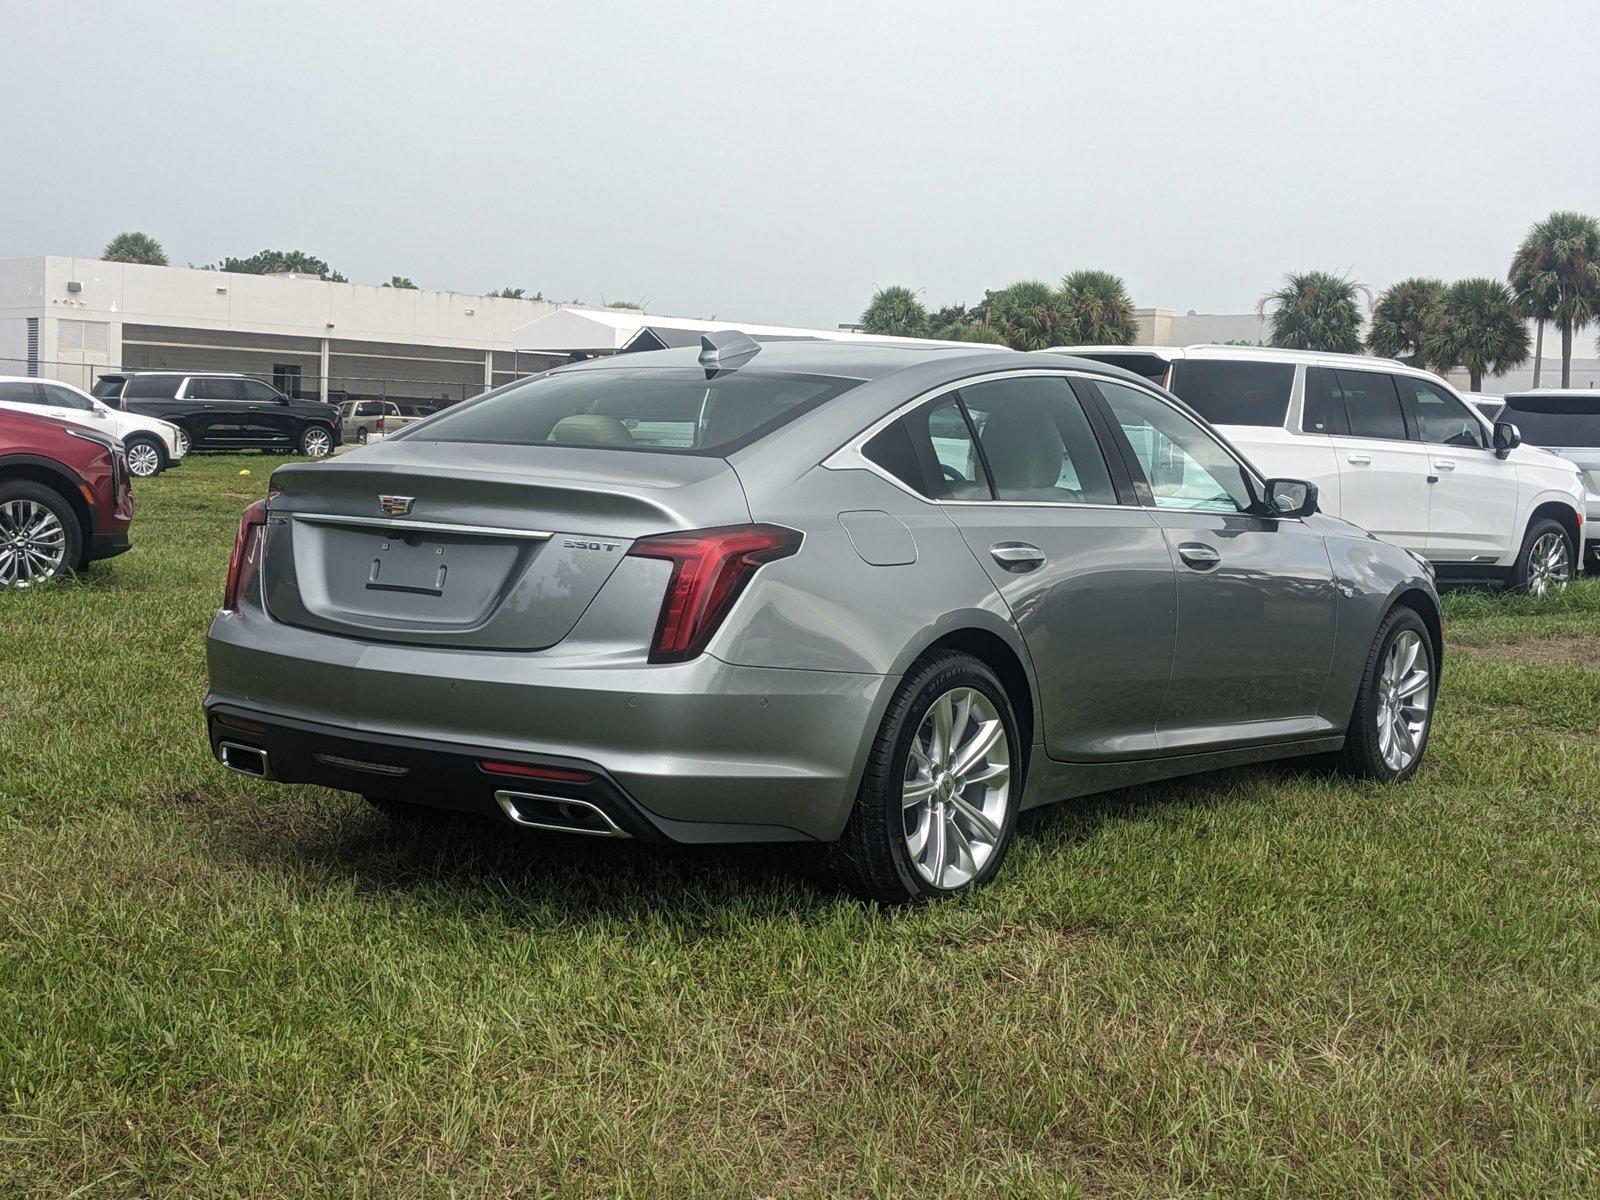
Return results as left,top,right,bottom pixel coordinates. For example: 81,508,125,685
901,687,1010,889
126,442,162,477
303,428,332,458
1375,629,1431,773
1526,531,1571,596
0,499,68,588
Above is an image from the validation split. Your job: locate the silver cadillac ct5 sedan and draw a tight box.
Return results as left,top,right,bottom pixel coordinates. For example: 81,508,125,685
206,334,1442,903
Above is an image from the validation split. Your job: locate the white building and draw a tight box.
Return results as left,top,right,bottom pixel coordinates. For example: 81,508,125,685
0,255,584,405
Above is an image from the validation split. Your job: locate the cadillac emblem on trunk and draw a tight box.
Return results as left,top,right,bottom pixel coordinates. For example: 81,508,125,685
379,495,414,516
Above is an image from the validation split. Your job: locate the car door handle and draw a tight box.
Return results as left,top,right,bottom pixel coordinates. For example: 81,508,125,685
1433,459,1456,471
1346,454,1373,466
1178,542,1222,570
990,542,1045,572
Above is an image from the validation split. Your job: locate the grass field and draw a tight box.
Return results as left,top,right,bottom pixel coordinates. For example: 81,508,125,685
2,454,1598,1197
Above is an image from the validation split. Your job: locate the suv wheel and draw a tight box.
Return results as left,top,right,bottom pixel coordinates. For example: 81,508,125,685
1339,605,1435,783
356,427,369,445
1512,517,1573,596
829,651,1021,904
299,425,333,458
123,435,165,478
0,481,81,589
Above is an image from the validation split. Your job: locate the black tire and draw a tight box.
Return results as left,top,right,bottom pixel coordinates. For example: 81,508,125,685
122,434,166,478
828,651,1022,904
299,424,334,458
365,796,457,825
356,427,368,445
1510,516,1574,596
0,479,83,588
1338,605,1435,783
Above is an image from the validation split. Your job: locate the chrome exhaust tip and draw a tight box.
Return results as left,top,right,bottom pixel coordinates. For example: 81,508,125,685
495,790,629,838
218,741,270,779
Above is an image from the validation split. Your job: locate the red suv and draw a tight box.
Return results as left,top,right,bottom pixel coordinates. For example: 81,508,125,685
0,407,134,588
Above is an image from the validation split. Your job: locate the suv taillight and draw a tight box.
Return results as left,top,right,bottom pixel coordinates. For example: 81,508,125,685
627,525,801,663
223,500,268,611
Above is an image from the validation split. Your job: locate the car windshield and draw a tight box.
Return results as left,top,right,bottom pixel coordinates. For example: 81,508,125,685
1168,361,1295,427
409,367,862,455
1502,396,1600,447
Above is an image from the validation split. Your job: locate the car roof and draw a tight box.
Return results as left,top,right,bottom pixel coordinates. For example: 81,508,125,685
1046,343,1410,370
553,339,1012,383
121,369,251,378
1504,388,1600,399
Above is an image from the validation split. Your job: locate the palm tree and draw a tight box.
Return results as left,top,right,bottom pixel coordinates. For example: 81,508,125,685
1508,239,1558,388
1059,269,1138,345
384,276,417,289
1366,277,1444,366
101,231,168,266
984,280,1073,350
1258,271,1367,353
859,286,929,337
933,321,1006,344
1514,211,1600,387
1419,277,1530,392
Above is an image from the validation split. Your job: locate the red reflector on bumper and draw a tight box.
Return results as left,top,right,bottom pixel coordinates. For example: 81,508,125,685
214,712,267,735
478,760,594,784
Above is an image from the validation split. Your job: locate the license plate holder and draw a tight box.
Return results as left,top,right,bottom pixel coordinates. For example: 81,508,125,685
366,537,449,597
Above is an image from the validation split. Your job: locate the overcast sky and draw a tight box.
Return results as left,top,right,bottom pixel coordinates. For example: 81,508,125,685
4,0,1593,328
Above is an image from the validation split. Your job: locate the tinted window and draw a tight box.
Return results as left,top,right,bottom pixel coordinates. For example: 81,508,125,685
187,377,244,401
239,379,282,402
1403,379,1485,448
1096,380,1254,513
39,384,94,411
1070,352,1169,383
91,377,125,399
862,419,927,494
1167,360,1294,427
0,382,41,404
124,375,181,399
1302,367,1347,434
1335,370,1407,440
1501,395,1600,447
958,376,1117,504
356,401,383,416
413,367,859,456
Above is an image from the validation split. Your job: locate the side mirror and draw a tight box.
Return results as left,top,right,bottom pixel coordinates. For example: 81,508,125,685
1493,420,1522,459
1263,477,1319,518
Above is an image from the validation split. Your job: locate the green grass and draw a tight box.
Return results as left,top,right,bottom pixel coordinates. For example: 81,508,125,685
2,456,1599,1197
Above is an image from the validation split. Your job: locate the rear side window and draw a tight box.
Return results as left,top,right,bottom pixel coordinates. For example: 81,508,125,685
124,375,180,399
958,376,1117,504
1501,395,1600,446
412,367,860,456
1167,361,1294,427
1302,367,1347,434
862,419,928,494
0,382,41,404
187,377,243,401
1335,370,1407,440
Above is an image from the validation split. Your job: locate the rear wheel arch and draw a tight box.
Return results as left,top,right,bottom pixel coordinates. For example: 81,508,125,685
921,627,1035,768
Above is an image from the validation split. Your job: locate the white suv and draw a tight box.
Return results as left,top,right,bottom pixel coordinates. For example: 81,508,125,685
1051,345,1587,593
0,376,188,477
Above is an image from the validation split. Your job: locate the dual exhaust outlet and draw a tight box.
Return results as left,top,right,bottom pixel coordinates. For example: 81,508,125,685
216,739,626,838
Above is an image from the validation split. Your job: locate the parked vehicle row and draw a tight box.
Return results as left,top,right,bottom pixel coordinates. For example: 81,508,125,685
94,371,342,458
206,337,1443,902
0,408,133,588
1051,346,1587,596
0,376,186,477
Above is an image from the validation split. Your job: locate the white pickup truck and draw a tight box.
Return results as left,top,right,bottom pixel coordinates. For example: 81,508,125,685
337,400,425,445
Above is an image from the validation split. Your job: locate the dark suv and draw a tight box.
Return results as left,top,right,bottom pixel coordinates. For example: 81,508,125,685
93,372,342,458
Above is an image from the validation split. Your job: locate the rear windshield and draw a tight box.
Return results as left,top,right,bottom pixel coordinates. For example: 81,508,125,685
1502,395,1600,446
1168,361,1295,427
1067,352,1169,383
408,367,861,455
90,377,124,399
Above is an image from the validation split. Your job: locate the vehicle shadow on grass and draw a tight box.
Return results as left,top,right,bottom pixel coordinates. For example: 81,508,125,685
200,763,1289,923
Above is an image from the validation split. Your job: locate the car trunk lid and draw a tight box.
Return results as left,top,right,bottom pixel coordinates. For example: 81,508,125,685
259,440,749,650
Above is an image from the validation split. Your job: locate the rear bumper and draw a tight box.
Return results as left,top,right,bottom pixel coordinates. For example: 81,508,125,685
90,531,132,561
204,611,890,842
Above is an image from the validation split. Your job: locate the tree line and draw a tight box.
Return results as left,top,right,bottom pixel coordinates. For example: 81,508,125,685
861,210,1600,391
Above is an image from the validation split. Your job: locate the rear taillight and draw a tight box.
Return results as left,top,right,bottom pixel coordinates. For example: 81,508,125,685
375,415,386,434
627,524,801,663
223,499,268,612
